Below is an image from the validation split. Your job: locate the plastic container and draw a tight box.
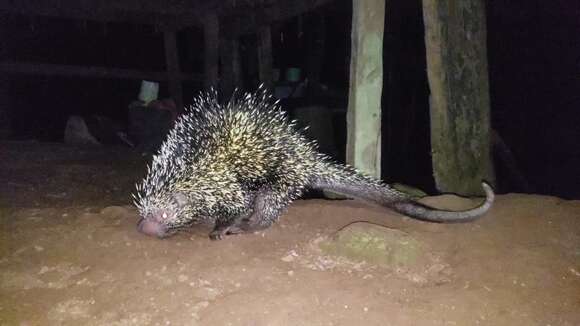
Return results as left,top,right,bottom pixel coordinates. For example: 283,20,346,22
285,67,301,82
138,80,159,104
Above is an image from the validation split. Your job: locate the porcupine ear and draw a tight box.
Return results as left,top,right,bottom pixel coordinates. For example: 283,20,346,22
171,192,189,208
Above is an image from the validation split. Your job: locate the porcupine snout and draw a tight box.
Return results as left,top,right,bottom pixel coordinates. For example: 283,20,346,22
137,218,165,238
137,210,176,238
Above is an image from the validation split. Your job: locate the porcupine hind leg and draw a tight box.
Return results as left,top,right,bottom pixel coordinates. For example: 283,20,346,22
209,188,292,240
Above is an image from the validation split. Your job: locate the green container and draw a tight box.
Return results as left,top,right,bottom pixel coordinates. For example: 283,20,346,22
138,80,159,104
285,67,301,82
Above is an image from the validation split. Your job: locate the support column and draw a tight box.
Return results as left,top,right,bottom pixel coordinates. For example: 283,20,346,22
346,0,385,179
423,0,494,195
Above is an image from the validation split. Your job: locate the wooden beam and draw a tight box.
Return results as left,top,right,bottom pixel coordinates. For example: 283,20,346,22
203,14,219,90
346,0,385,179
163,28,184,111
257,26,273,88
0,61,202,82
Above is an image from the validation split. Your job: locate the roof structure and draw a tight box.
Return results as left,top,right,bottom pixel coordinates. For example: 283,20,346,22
0,0,334,33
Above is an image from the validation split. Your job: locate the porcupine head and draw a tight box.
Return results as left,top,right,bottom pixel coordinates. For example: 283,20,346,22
133,155,193,238
132,92,217,238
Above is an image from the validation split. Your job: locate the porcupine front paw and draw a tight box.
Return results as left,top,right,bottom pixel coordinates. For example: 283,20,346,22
209,225,243,240
208,231,225,240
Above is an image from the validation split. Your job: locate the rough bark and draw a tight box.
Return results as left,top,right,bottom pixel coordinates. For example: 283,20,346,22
422,0,494,195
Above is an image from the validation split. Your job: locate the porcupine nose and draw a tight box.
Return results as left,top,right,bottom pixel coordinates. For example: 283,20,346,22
137,218,169,238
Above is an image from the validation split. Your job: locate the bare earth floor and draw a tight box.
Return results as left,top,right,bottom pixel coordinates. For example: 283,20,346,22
1,141,579,326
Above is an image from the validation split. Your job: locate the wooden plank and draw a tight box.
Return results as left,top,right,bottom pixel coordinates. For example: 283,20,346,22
346,0,385,179
163,28,184,111
0,61,202,81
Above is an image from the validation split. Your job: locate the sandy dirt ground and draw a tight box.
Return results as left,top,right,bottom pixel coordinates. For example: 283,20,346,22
1,141,579,326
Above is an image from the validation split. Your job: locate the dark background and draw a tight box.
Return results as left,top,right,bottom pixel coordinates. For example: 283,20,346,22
2,0,579,198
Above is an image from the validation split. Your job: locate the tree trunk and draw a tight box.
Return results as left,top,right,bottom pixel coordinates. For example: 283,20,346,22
422,0,494,195
346,0,385,179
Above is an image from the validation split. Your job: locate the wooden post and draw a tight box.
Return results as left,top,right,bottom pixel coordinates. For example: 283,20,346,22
422,0,494,195
162,27,183,111
257,26,273,89
346,0,385,179
204,14,219,90
219,37,243,99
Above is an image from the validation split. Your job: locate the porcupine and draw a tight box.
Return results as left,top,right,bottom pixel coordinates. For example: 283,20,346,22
133,86,494,240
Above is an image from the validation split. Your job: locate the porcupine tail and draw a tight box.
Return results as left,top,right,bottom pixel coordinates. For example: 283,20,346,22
309,161,494,223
